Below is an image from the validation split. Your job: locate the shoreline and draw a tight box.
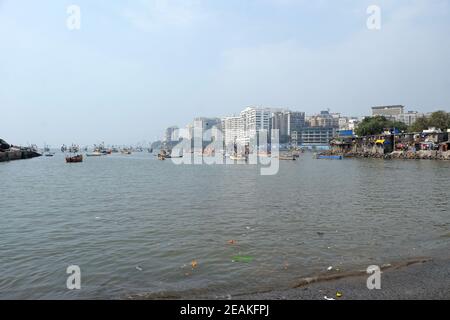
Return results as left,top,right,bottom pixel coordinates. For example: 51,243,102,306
128,256,450,300
235,256,450,300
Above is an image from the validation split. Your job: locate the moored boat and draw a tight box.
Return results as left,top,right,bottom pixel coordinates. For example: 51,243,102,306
66,154,83,163
86,152,103,157
316,154,343,160
279,154,296,161
229,154,246,161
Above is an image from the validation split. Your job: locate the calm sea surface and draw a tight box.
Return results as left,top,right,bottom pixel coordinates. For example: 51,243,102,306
0,152,449,299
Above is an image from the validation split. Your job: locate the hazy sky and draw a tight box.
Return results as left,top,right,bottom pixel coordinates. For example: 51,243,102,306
1,0,450,146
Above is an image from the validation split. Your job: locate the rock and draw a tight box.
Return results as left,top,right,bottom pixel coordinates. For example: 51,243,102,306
0,138,10,151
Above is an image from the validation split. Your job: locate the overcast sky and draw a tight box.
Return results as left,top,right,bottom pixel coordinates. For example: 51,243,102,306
1,0,449,146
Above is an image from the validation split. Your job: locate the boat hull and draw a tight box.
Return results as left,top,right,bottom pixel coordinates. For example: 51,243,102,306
66,155,83,163
317,155,343,160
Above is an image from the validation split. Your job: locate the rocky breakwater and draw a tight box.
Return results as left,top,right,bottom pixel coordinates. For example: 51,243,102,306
0,139,42,162
321,149,450,160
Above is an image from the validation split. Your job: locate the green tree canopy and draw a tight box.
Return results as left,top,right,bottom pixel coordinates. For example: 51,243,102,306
409,111,450,132
429,111,450,130
355,116,407,137
409,116,429,132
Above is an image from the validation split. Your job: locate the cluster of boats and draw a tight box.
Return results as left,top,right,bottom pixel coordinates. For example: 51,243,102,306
156,148,304,161
55,143,148,163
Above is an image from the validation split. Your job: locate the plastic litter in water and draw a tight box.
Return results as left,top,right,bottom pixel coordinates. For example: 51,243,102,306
232,255,253,263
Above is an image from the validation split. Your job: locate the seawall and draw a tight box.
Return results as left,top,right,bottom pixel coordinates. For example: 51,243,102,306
0,150,42,162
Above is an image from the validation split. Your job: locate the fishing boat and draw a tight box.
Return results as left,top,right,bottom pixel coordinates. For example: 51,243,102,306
86,151,103,157
43,144,55,156
229,154,246,161
121,148,132,155
316,154,343,160
68,144,80,153
279,153,296,161
66,154,83,163
158,149,168,160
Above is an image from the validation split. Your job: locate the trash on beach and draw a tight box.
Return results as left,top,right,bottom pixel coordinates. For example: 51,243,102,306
336,292,343,298
191,260,198,268
135,266,143,271
232,255,253,263
227,240,237,245
324,296,335,300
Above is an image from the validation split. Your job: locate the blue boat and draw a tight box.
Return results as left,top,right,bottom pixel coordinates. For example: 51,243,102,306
317,155,343,160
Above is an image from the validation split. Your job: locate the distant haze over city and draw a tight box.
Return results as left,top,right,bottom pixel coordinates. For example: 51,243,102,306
1,0,449,146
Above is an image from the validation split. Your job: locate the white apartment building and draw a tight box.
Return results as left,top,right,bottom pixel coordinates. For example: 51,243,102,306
372,105,422,126
238,106,284,145
397,111,423,126
221,116,242,147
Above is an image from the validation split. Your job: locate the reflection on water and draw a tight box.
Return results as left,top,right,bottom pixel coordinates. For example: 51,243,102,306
0,153,449,299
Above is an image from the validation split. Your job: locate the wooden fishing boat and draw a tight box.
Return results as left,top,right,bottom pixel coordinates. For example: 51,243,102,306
66,154,83,163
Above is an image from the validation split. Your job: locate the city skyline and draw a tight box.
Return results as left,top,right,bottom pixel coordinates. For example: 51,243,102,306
1,0,450,146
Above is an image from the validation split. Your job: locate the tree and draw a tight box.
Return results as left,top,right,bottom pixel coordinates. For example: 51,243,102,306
355,116,388,136
390,120,408,132
428,111,450,130
409,111,450,132
409,116,429,133
355,116,407,136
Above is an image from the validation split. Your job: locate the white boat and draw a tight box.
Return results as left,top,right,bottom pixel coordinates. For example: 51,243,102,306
229,154,246,161
86,152,103,157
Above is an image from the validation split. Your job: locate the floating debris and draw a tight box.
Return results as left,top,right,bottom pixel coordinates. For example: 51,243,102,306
336,292,343,298
136,266,143,271
227,240,237,245
191,260,198,269
232,255,253,263
327,266,333,271
324,296,335,301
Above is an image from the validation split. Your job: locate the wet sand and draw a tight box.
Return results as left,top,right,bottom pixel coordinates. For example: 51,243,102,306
235,257,450,300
